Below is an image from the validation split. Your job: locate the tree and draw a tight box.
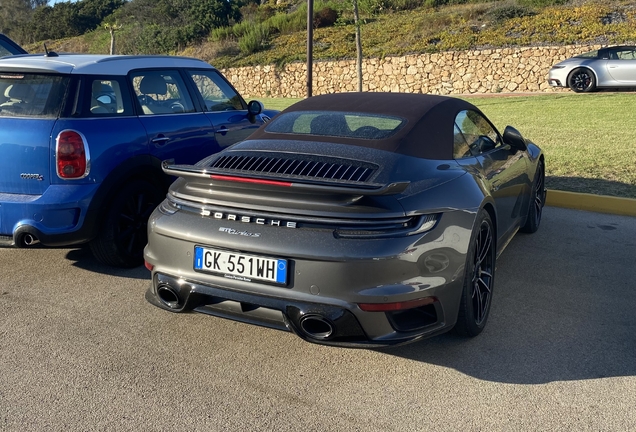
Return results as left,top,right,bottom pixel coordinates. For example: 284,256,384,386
103,21,122,55
353,0,363,92
0,0,46,42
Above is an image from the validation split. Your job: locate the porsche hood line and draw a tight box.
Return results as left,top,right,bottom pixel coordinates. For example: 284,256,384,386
144,92,545,347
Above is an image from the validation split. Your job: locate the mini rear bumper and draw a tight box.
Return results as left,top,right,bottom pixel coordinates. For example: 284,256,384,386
146,272,452,347
0,184,99,247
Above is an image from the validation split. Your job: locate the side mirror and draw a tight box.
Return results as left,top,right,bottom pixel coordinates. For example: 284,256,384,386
247,100,264,124
502,126,527,151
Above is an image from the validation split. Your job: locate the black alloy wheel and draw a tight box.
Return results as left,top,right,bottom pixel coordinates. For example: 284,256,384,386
568,68,596,93
455,210,496,337
90,180,163,268
521,160,545,233
471,219,494,326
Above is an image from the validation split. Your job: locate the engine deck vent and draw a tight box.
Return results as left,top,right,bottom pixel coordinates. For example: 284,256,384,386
210,154,377,183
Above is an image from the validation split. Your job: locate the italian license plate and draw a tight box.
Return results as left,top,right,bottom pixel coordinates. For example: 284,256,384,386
194,246,287,285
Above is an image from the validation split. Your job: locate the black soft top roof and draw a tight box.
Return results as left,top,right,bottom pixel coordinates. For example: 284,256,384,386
248,92,482,160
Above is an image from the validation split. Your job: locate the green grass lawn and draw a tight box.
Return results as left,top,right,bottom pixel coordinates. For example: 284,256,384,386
261,93,636,199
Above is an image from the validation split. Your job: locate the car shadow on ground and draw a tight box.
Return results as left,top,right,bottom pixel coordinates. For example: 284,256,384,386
382,207,636,384
65,246,150,280
546,176,636,199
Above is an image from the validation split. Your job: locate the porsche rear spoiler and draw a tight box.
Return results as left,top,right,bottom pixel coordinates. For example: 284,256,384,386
162,163,410,196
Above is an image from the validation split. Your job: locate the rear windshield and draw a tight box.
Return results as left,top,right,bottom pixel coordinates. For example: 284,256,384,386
265,111,406,140
0,73,68,118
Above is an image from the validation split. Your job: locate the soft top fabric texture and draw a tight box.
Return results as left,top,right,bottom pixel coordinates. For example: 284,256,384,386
249,92,482,160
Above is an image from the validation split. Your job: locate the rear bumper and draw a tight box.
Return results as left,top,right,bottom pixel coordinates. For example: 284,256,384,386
0,184,99,247
143,204,478,346
146,272,451,348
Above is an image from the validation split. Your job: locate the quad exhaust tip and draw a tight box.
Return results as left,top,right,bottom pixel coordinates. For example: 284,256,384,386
299,315,334,340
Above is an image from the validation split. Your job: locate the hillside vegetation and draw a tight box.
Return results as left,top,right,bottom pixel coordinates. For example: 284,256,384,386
17,0,636,68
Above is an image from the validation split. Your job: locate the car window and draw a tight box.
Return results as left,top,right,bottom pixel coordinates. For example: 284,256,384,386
0,44,13,57
88,78,131,116
130,70,194,115
610,48,636,60
454,110,500,157
0,35,26,56
265,111,405,139
187,70,245,112
453,123,472,159
575,50,599,59
0,73,68,118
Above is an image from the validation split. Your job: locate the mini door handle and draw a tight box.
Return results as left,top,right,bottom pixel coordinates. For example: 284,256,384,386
216,127,229,134
152,136,170,144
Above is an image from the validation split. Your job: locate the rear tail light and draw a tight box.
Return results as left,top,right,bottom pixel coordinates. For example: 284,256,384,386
358,296,436,312
56,130,90,179
210,174,292,187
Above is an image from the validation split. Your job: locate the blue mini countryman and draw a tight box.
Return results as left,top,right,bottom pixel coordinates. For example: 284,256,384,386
0,53,276,267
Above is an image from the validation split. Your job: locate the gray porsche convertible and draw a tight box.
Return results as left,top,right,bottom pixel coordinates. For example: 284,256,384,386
143,93,545,347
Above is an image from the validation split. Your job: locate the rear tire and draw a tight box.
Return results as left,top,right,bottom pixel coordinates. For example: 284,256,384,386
90,179,163,268
520,160,545,234
455,210,496,337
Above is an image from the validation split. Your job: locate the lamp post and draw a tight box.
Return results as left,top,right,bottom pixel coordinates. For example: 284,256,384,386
307,0,313,97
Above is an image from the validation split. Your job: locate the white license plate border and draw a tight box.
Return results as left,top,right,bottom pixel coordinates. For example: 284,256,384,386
192,245,289,286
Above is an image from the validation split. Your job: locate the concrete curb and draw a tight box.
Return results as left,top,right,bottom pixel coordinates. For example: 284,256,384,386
547,189,636,217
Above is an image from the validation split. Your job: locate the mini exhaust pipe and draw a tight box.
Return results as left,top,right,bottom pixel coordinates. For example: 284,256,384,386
299,315,334,340
22,233,40,247
156,283,181,309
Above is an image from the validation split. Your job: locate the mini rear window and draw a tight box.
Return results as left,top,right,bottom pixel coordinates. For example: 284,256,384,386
265,111,406,140
0,73,68,118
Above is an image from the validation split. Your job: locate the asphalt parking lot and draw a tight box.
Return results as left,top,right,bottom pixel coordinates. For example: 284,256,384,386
1,206,634,431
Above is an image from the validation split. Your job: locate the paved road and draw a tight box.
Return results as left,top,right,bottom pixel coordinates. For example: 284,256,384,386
1,207,635,431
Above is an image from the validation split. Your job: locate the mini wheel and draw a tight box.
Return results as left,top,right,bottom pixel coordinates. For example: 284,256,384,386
90,179,164,268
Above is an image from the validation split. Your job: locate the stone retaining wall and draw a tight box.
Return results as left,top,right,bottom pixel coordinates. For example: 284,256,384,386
220,44,601,98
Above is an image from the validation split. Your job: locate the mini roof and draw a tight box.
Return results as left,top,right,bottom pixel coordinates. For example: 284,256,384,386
248,92,482,160
0,54,212,75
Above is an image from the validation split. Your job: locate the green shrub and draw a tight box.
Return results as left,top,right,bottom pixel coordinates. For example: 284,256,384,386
517,0,569,7
487,4,536,23
239,23,271,54
210,26,233,42
267,10,306,34
359,0,391,15
232,20,254,38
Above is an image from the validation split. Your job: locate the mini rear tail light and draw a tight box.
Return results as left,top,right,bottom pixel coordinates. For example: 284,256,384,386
56,130,90,179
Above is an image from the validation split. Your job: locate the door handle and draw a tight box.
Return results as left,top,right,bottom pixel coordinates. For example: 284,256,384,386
216,127,229,135
152,136,170,145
